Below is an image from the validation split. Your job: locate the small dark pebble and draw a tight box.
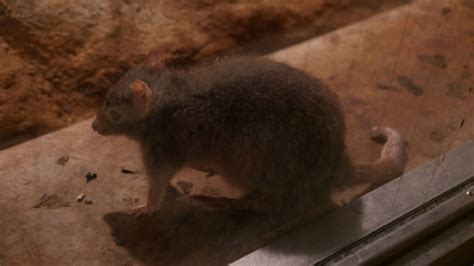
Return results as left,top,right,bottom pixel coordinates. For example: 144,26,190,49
469,88,473,93
85,172,97,182
77,194,85,202
84,199,93,205
460,119,465,128
57,155,69,165
121,168,137,174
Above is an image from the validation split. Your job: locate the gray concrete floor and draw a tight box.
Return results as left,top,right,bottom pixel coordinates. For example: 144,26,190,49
1,0,473,265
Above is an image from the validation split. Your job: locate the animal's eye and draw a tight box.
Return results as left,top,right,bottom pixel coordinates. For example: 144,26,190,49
109,109,121,121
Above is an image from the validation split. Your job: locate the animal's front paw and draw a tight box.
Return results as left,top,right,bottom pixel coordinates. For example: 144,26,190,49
129,203,156,218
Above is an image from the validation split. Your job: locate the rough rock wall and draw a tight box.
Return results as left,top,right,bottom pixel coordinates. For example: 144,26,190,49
0,0,351,148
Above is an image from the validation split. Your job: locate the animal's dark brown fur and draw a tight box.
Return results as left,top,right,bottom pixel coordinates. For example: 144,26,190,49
92,55,406,215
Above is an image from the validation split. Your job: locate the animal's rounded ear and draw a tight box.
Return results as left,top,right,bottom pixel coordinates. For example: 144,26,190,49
131,79,152,104
145,49,165,70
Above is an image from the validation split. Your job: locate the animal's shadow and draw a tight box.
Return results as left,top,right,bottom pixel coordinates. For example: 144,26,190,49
103,189,363,265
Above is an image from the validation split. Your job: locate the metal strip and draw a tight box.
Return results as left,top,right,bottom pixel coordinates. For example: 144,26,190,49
323,179,473,265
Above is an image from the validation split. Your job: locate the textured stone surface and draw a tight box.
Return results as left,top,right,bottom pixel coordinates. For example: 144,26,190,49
0,0,409,149
0,0,354,148
0,37,96,148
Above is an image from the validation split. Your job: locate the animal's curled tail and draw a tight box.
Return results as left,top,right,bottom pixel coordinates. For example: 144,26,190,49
353,126,408,190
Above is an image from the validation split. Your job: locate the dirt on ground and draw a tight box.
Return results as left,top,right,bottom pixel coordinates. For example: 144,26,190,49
0,0,407,150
